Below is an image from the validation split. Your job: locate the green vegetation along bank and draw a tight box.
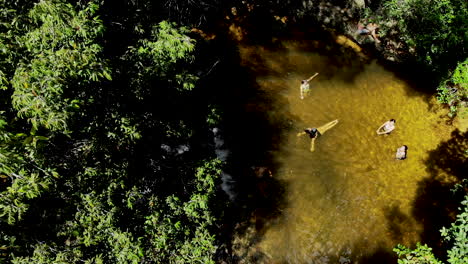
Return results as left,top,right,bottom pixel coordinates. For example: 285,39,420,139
0,0,466,263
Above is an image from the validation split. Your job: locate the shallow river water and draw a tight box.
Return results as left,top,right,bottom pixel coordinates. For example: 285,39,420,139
230,37,462,263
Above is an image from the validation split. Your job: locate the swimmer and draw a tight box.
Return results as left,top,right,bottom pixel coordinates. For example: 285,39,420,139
376,119,396,135
395,145,408,160
300,72,319,99
297,119,339,152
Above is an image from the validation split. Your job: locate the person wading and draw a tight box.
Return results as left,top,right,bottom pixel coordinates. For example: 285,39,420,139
300,72,319,99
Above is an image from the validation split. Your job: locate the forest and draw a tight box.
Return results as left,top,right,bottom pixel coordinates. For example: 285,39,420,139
0,0,466,263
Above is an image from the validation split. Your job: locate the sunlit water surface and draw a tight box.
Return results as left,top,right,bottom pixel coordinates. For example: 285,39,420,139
231,39,458,263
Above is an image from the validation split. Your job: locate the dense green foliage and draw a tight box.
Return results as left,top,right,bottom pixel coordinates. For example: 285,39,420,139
0,113,54,225
0,0,226,263
440,196,468,264
0,0,466,263
394,243,442,264
395,196,468,264
363,0,467,68
378,0,467,67
3,1,111,131
437,59,468,117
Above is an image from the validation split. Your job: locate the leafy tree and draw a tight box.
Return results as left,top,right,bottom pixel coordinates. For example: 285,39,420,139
440,196,468,264
395,196,468,264
372,0,467,70
121,20,197,102
1,0,227,263
394,243,443,264
143,159,221,263
0,0,35,89
11,193,143,264
5,0,111,131
437,58,468,117
0,113,55,225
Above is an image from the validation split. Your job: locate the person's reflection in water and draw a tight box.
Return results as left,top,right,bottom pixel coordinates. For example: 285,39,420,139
297,119,339,152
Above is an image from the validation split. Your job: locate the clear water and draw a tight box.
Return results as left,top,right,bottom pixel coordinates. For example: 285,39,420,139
231,39,459,263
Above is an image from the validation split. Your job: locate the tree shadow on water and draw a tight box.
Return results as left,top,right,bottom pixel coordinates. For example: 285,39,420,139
332,204,415,264
208,33,293,263
211,29,388,264
379,59,441,105
221,95,290,262
383,204,418,243
411,129,468,259
357,245,397,264
224,7,370,86
356,129,467,264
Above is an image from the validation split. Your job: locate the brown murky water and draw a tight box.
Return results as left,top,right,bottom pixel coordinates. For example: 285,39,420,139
231,39,461,263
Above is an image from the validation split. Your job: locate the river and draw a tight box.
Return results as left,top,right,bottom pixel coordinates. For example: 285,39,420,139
227,35,465,263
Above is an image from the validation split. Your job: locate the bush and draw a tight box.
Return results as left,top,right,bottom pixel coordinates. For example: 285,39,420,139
437,58,468,117
372,0,467,71
395,196,468,264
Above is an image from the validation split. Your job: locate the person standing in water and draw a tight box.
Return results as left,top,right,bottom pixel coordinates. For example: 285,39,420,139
297,119,339,152
300,72,319,99
376,119,396,135
395,145,408,160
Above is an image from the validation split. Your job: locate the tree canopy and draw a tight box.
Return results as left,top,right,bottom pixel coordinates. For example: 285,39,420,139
0,0,225,263
0,0,466,263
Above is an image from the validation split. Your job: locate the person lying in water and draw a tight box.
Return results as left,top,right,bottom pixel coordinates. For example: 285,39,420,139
376,119,396,135
297,119,339,152
395,145,408,160
300,72,319,99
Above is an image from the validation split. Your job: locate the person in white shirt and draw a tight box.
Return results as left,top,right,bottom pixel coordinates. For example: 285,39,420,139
300,72,319,99
376,119,396,135
395,145,408,160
